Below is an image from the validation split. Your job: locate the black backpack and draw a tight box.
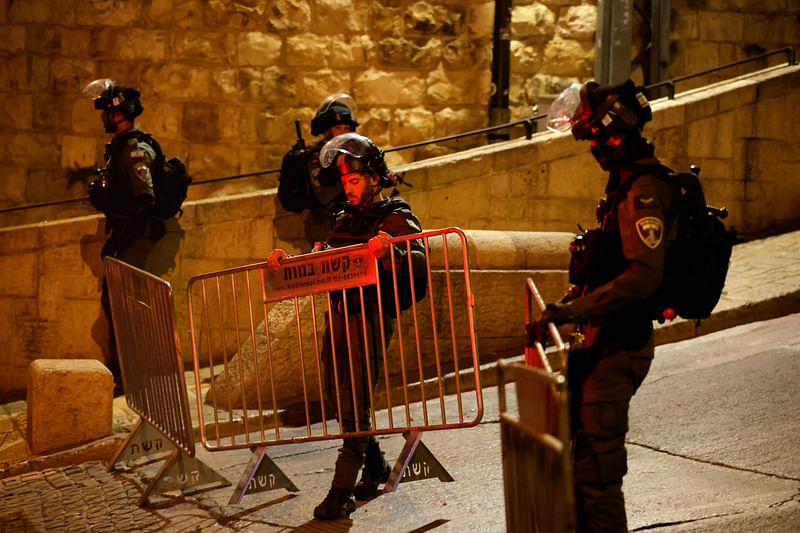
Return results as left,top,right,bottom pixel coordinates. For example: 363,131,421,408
278,148,318,213
129,131,192,219
645,165,737,321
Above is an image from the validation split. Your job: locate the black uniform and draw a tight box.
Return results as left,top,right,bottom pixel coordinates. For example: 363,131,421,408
320,197,426,492
561,154,678,532
91,127,160,383
279,140,344,244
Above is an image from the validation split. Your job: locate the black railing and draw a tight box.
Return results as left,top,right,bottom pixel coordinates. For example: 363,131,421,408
1,47,795,216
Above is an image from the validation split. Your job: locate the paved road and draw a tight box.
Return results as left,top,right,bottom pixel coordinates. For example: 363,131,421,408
2,313,798,531
626,312,800,532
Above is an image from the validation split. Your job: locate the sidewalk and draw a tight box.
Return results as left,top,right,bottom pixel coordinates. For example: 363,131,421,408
1,229,799,531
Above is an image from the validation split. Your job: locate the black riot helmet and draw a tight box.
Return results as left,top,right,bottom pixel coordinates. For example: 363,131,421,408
546,79,651,141
319,133,395,188
310,93,360,137
82,78,143,120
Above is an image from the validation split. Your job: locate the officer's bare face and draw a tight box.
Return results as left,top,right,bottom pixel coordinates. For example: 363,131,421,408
341,171,377,208
100,109,126,133
326,124,351,138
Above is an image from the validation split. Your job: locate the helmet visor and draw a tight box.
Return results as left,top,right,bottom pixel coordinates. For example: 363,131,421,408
546,83,587,133
318,92,357,116
82,78,113,99
319,132,372,168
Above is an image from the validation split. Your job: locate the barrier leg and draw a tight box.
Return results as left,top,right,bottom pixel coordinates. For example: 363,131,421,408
138,448,231,506
228,446,300,505
383,431,454,493
107,418,175,472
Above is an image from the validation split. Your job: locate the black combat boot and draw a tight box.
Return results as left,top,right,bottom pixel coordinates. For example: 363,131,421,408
313,486,356,520
353,437,391,500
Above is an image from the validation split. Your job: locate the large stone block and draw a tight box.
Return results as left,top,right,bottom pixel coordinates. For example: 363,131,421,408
392,107,436,146
698,11,743,42
27,358,112,454
60,135,97,169
312,0,368,33
426,66,488,106
379,37,443,69
239,32,282,66
354,69,425,106
557,4,596,40
0,25,25,54
404,2,461,35
542,37,593,77
293,70,352,107
466,2,495,37
329,35,373,68
511,3,556,39
204,0,266,30
266,0,311,32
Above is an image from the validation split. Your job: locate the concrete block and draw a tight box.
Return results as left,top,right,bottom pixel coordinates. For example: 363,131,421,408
27,359,113,455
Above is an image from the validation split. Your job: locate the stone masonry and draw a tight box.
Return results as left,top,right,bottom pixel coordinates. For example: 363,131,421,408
1,0,797,212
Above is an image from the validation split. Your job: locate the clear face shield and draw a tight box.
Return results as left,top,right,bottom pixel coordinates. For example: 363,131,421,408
82,78,114,99
545,82,588,134
318,92,358,116
319,132,372,169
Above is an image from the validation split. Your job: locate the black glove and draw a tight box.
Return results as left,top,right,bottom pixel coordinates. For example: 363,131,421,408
525,303,573,348
541,302,572,325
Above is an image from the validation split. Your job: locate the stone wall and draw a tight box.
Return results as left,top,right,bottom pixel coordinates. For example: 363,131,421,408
0,0,597,213
669,0,800,91
1,65,797,401
6,0,797,217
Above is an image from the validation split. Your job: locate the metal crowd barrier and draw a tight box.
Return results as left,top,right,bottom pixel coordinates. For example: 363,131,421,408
103,257,229,505
187,227,482,501
524,277,568,372
496,277,574,533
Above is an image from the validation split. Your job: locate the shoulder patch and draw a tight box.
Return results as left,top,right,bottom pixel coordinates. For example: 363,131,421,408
635,216,664,249
633,194,660,210
133,161,149,182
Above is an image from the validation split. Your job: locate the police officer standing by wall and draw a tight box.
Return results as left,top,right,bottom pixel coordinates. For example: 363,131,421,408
529,80,678,531
278,93,361,243
269,133,426,520
83,78,164,391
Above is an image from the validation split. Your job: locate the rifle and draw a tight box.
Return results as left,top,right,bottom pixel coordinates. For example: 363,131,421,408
293,119,306,152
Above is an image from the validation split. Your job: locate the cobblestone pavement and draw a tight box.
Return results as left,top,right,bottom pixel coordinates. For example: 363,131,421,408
0,462,162,532
0,460,245,533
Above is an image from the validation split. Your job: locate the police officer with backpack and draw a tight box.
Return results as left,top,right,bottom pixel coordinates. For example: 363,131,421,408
269,133,427,521
528,79,679,532
278,93,360,243
83,78,166,391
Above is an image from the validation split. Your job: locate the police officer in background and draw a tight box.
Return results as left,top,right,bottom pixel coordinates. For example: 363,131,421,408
529,79,678,531
278,93,360,241
83,78,164,390
269,133,426,520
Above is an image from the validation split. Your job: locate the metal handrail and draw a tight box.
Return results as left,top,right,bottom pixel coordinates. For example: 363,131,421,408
2,47,794,215
645,47,796,99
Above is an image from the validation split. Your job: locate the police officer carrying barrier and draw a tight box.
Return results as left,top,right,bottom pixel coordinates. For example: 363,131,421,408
278,93,360,240
268,133,427,520
528,79,679,531
83,78,164,391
